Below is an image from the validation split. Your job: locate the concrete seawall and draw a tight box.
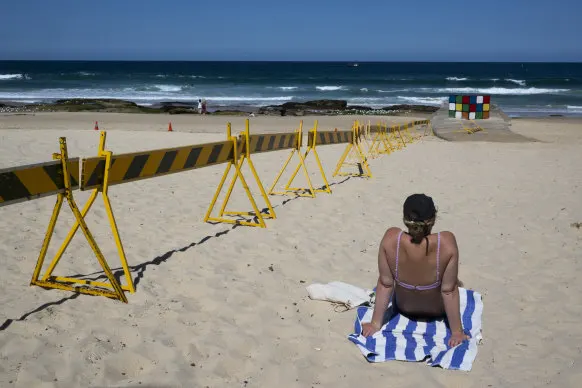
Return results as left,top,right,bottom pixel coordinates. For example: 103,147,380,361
430,104,535,142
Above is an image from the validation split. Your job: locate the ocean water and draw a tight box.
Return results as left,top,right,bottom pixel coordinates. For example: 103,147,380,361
0,61,581,116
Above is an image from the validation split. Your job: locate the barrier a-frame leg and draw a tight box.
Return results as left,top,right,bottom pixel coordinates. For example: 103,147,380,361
403,125,416,143
282,122,331,195
332,133,373,178
423,121,435,137
268,122,317,198
204,124,275,228
369,131,386,156
30,136,129,303
378,127,395,155
392,126,407,149
365,122,380,159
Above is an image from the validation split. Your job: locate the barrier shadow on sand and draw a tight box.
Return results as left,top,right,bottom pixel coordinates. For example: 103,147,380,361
0,177,353,330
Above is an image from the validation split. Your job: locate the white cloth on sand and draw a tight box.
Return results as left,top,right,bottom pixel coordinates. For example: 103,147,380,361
306,281,375,310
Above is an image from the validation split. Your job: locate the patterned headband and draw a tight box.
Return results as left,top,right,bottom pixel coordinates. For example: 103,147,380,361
403,218,435,227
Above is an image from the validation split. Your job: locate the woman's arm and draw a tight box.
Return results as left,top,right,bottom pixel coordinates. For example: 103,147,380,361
440,232,468,346
362,231,394,336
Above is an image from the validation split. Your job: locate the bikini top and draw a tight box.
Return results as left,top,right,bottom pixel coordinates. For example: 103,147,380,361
394,230,441,291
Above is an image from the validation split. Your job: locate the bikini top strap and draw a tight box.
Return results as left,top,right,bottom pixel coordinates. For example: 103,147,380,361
395,230,404,279
436,232,441,281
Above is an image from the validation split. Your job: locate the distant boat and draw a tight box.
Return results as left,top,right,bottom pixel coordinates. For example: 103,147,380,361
349,63,359,67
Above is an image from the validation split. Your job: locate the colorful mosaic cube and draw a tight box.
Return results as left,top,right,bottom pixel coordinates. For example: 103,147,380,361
448,95,491,119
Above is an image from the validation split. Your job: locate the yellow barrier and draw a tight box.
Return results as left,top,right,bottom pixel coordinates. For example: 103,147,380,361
332,123,372,178
367,122,396,156
357,121,376,159
31,135,130,302
278,120,338,196
82,138,235,190
455,120,486,135
2,117,433,303
31,124,274,302
205,120,276,227
0,159,80,207
268,120,319,198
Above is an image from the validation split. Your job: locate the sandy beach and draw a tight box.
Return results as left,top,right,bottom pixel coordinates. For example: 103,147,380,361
1,112,582,387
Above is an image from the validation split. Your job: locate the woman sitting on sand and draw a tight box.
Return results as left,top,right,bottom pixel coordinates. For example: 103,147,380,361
362,194,469,347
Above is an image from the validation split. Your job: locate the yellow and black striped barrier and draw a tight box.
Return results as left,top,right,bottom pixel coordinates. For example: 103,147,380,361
30,124,277,303
81,140,236,190
362,119,432,158
332,122,372,178
270,120,333,197
205,120,276,227
268,121,323,198
0,159,80,207
307,129,353,147
2,116,431,303
245,132,298,155
28,136,130,303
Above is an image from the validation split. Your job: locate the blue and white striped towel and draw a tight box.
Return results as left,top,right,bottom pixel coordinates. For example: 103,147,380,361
347,287,483,371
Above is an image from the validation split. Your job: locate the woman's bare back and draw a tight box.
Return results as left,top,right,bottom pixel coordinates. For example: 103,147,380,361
381,227,456,318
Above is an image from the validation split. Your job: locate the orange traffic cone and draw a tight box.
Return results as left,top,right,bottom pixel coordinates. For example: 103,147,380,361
168,122,173,132
94,121,99,131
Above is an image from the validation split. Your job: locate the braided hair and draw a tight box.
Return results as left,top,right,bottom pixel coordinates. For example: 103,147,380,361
403,194,437,245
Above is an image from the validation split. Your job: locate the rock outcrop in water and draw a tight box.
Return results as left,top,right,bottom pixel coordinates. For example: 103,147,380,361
258,101,439,116
0,98,440,116
258,100,348,116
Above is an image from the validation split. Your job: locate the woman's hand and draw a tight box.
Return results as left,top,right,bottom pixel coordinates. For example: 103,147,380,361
448,331,470,347
362,321,382,337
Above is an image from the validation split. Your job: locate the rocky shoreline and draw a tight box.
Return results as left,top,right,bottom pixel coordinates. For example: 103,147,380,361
0,98,439,116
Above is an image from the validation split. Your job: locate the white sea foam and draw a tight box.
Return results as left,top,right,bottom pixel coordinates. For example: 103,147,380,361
78,72,96,76
490,78,500,82
567,105,582,111
424,87,569,95
316,86,344,91
397,96,447,105
153,84,183,92
0,73,24,80
446,77,468,81
506,79,526,86
377,89,411,93
277,86,298,90
0,89,294,103
360,88,369,92
206,96,293,102
347,97,386,106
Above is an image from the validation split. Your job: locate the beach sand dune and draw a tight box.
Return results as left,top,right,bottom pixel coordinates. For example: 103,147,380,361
1,113,582,387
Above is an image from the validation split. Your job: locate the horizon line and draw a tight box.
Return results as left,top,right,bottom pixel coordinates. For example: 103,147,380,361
0,59,581,64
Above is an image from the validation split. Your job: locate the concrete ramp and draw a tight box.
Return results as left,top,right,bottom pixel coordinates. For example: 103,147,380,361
431,104,536,142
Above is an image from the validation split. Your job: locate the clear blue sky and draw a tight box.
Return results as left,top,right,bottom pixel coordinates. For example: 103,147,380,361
0,0,580,61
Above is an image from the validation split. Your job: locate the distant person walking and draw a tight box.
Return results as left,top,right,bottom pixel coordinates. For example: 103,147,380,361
202,99,207,114
197,99,203,114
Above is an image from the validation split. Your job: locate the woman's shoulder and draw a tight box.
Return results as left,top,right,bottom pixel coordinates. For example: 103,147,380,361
437,230,457,242
436,231,458,253
383,227,403,239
